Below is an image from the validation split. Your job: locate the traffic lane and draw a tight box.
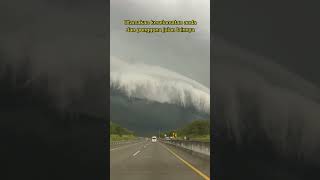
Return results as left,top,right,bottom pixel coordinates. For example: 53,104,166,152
110,139,146,150
160,141,210,176
110,140,150,168
110,141,208,180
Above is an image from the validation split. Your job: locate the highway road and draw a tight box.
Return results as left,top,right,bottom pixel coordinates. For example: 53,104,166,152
110,139,210,180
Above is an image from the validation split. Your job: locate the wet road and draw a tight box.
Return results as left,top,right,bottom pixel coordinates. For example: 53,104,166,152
110,140,210,180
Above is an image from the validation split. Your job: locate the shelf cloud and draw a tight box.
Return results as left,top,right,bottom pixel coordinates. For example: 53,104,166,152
110,56,210,114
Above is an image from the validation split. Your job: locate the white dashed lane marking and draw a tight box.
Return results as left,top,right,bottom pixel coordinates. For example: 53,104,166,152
133,150,141,157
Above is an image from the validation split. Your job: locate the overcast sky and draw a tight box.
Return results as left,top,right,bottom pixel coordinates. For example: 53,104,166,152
110,0,210,88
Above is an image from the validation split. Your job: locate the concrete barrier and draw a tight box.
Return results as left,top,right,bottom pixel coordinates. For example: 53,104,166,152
160,139,210,160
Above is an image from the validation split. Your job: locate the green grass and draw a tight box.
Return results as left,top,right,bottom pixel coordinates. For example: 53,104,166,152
110,134,137,142
176,135,210,142
189,135,210,142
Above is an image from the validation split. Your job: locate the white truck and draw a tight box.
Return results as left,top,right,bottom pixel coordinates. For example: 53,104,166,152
151,136,157,142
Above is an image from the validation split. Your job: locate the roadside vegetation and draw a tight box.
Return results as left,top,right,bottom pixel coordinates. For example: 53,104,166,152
110,121,136,142
160,119,210,142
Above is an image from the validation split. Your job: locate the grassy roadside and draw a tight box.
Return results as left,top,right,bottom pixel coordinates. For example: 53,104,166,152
175,135,210,142
188,135,210,142
110,134,137,142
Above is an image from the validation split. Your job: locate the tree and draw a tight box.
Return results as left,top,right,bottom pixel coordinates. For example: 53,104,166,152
179,119,210,137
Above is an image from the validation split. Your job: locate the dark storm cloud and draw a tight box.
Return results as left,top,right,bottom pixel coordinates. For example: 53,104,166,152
110,56,210,114
1,1,108,179
214,36,320,166
0,0,107,115
110,90,209,136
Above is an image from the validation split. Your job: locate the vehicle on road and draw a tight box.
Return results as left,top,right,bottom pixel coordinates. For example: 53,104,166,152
165,137,170,141
151,136,157,142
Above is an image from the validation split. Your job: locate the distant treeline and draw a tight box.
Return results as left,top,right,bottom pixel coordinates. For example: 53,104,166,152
161,119,210,141
110,121,135,136
177,119,210,137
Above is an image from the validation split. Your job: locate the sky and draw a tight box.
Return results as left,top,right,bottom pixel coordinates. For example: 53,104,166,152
110,0,210,88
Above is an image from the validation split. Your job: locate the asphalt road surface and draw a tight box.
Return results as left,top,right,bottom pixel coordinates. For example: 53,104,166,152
110,139,210,180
